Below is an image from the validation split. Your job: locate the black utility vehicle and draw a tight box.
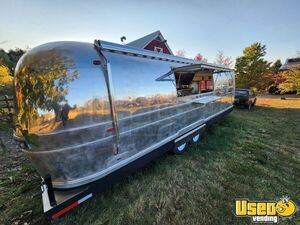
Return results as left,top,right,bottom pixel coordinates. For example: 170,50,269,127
234,88,257,110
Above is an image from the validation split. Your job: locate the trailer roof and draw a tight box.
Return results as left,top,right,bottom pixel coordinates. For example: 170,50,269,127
97,40,233,72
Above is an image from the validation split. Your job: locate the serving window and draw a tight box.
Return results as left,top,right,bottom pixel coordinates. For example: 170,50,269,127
175,70,214,97
155,63,233,98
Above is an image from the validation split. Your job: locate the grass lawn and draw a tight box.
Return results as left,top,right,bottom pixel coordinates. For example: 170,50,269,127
1,97,299,225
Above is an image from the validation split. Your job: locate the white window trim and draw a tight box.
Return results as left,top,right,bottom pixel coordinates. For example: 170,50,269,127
154,46,163,53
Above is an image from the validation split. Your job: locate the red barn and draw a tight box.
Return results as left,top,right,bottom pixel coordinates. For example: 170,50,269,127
126,30,173,55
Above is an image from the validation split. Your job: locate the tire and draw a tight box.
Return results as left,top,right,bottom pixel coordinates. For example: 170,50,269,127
173,142,188,154
189,133,201,144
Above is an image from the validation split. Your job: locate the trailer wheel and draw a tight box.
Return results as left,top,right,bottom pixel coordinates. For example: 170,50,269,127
190,133,201,144
173,142,188,154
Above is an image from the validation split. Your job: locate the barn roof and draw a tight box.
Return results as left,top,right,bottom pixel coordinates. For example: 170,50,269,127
126,30,174,55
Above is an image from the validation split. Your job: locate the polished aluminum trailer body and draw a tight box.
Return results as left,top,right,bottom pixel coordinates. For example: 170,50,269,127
14,40,234,190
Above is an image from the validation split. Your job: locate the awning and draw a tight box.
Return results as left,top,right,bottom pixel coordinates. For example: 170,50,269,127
172,63,232,73
156,63,233,81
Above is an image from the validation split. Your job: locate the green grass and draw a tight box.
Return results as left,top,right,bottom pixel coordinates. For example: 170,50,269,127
59,105,299,225
1,101,300,225
0,162,43,225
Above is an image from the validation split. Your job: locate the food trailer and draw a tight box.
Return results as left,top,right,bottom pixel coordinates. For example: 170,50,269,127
13,39,234,220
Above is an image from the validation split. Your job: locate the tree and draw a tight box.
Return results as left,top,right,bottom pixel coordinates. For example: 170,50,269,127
268,59,283,91
175,49,186,57
214,51,233,68
279,68,300,94
194,53,203,61
0,50,13,95
7,48,25,71
0,48,25,73
194,53,207,62
0,48,25,96
0,49,11,67
0,65,12,85
235,43,271,90
0,65,13,95
270,59,282,74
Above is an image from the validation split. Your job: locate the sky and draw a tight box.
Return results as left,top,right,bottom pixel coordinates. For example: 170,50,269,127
0,0,299,63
